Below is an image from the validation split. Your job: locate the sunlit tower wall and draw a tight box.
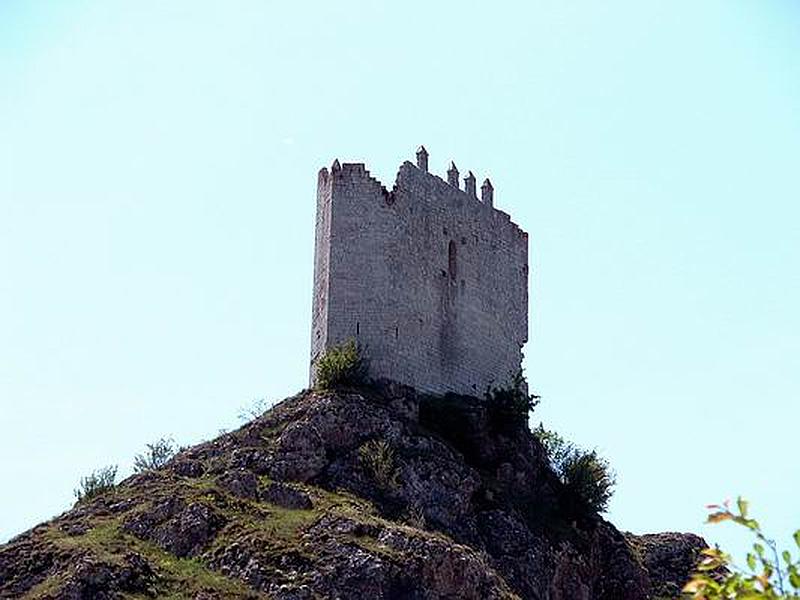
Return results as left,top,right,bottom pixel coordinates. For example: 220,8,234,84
310,146,528,397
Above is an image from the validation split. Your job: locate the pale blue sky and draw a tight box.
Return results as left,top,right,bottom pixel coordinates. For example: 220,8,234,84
1,1,798,557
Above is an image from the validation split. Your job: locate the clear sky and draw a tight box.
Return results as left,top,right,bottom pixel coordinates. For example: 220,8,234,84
1,1,798,557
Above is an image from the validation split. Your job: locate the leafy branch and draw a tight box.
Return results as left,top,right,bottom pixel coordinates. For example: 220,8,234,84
684,498,800,599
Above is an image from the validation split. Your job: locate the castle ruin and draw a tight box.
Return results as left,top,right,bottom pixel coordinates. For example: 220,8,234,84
310,146,529,397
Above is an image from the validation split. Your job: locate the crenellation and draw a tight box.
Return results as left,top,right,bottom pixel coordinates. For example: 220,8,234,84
310,146,529,397
447,161,460,188
481,178,494,207
416,145,429,172
464,171,477,197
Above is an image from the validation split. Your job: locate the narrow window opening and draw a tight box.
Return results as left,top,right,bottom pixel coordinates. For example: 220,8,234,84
448,240,457,281
395,326,399,339
356,321,360,336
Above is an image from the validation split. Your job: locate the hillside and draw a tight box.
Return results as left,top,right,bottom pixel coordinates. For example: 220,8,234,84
0,384,704,599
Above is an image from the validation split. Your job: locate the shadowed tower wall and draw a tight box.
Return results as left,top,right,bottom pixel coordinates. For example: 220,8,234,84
310,148,528,397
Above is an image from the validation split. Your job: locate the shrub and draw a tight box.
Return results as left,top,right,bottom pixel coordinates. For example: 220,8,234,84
133,437,176,473
534,425,574,468
534,424,616,514
314,338,367,391
684,498,800,599
485,370,540,431
358,439,398,490
561,449,615,514
74,465,118,503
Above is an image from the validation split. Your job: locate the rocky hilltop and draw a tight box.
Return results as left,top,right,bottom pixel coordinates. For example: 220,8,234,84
0,385,704,599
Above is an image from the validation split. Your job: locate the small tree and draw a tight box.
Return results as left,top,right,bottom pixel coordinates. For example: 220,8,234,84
133,437,176,473
684,498,800,599
314,339,367,391
74,465,117,503
534,424,616,514
485,371,540,431
237,397,271,423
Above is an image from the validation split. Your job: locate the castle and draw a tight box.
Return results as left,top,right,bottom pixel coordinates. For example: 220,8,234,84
310,146,529,397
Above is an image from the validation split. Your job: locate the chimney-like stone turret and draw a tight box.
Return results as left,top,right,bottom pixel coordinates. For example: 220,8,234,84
464,171,477,197
481,178,494,207
447,161,460,188
416,145,429,172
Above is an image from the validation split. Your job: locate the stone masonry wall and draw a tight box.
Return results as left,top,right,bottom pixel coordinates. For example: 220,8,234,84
310,151,528,397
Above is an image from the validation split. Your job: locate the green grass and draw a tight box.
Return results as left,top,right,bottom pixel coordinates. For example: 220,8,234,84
24,464,443,599
25,573,66,599
38,518,262,600
29,476,376,599
344,532,403,561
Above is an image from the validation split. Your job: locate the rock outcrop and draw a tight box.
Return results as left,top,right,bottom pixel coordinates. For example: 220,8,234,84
626,532,709,599
0,385,703,599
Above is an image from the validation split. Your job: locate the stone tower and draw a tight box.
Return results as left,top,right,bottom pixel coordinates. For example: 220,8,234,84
310,147,529,397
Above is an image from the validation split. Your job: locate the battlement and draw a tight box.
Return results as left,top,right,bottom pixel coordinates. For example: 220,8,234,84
310,146,529,397
318,152,526,239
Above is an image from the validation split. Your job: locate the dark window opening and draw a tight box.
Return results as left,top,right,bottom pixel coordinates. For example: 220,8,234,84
448,240,457,281
356,321,360,336
395,326,399,339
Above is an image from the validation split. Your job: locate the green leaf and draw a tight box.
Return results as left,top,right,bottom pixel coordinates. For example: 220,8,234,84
789,566,800,590
737,497,749,518
794,529,800,549
747,553,757,571
754,542,765,557
784,550,792,565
